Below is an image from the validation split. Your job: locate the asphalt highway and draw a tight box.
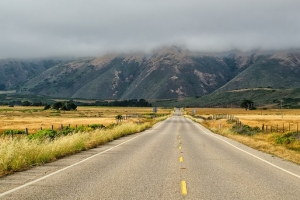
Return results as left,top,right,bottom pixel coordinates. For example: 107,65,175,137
1,109,300,199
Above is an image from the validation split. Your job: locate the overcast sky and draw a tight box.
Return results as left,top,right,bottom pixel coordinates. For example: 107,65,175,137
0,0,300,59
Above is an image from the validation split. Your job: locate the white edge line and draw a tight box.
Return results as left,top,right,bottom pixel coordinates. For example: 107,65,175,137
0,133,142,197
197,124,300,179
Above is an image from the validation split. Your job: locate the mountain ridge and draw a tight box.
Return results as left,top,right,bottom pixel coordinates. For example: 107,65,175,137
1,47,300,100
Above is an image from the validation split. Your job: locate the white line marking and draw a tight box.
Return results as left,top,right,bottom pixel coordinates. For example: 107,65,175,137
0,134,142,197
197,124,300,179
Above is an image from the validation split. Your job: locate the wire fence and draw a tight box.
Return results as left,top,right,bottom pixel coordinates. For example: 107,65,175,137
210,114,299,134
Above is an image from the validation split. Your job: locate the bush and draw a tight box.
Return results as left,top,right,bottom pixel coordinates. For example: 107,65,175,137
107,123,118,129
274,132,298,145
3,130,25,135
59,126,76,136
232,124,261,136
28,130,59,140
89,124,105,130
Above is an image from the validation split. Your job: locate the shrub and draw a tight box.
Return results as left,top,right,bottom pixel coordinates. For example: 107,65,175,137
232,124,261,136
107,123,118,129
89,124,105,130
3,130,25,135
28,129,59,140
59,126,76,136
274,132,298,145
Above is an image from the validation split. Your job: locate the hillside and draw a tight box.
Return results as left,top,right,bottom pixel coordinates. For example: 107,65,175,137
16,47,245,99
1,47,300,104
216,51,300,92
152,88,300,108
0,59,70,90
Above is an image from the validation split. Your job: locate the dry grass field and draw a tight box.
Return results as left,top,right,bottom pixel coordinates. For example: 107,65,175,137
185,108,300,165
186,108,300,132
0,106,171,134
0,106,170,176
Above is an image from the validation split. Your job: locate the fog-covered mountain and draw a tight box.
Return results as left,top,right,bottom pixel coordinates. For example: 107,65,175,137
1,47,300,100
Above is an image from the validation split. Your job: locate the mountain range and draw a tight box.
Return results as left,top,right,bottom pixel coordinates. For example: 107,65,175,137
1,47,300,104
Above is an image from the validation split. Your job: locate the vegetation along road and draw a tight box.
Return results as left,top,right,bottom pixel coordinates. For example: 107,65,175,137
0,109,300,199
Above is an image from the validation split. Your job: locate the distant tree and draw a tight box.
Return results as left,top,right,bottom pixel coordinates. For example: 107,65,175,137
22,101,32,106
32,101,43,106
115,114,123,123
52,102,63,110
240,99,255,110
137,99,151,107
61,101,77,111
96,99,152,107
44,104,51,110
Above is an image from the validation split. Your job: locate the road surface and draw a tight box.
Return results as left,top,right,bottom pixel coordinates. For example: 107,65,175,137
1,110,300,199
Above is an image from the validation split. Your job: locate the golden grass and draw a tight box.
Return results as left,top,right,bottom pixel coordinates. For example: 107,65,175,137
0,106,171,133
0,106,170,176
185,107,300,115
192,109,300,165
0,115,168,177
186,108,300,132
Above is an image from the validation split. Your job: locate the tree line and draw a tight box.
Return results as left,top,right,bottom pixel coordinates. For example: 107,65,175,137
76,99,152,107
6,99,152,110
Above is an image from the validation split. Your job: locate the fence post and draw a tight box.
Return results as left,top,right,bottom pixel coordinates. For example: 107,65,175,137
40,127,42,130
76,124,78,129
289,123,290,131
297,123,299,133
51,125,54,130
60,124,63,130
25,128,28,136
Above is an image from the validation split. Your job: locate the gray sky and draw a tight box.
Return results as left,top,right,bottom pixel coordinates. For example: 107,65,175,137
1,0,300,59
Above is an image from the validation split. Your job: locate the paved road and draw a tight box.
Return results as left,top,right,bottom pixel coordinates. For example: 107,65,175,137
1,110,300,199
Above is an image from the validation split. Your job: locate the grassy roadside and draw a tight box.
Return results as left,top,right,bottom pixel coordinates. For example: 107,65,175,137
186,115,300,165
0,116,168,177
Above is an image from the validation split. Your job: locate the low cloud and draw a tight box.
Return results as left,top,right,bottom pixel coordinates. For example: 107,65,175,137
1,0,300,58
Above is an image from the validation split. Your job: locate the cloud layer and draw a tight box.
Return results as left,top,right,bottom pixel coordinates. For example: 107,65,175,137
1,0,300,58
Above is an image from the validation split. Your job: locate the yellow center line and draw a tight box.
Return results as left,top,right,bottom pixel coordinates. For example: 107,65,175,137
179,146,182,150
179,157,183,162
181,181,187,195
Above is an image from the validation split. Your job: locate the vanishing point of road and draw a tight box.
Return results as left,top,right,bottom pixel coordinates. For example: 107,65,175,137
1,109,300,199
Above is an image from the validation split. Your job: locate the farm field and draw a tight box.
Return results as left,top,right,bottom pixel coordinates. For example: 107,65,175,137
0,106,171,176
185,108,300,165
185,108,300,132
0,106,171,134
